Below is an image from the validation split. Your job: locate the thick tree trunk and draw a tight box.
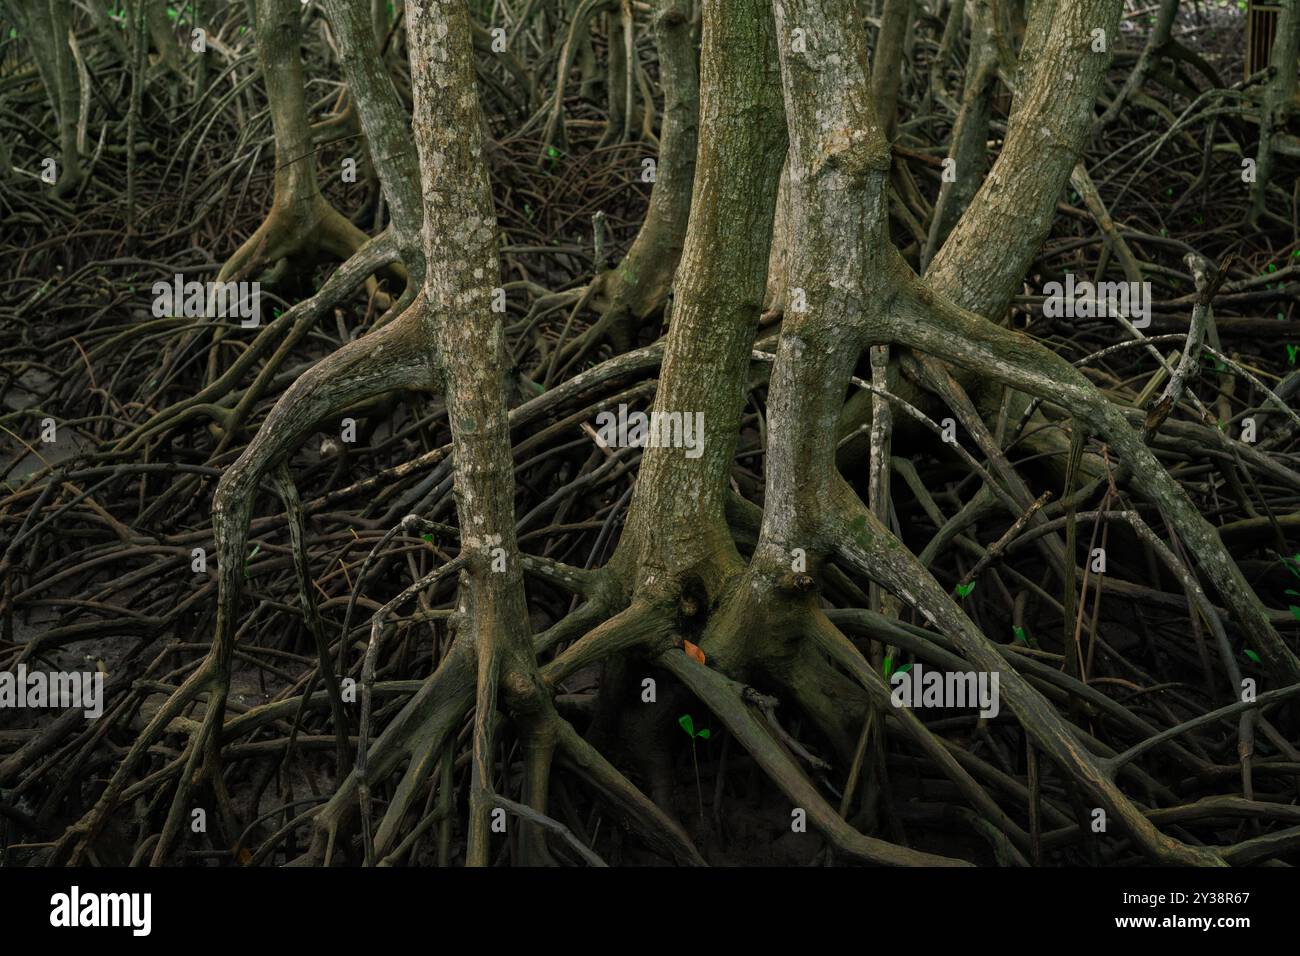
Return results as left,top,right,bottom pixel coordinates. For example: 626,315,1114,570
612,0,786,593
407,0,547,866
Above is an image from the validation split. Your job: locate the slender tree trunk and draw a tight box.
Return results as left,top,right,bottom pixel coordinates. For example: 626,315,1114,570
1250,0,1299,225
923,0,995,268
11,0,85,193
562,0,700,368
407,0,561,867
322,0,425,283
870,0,912,137
219,0,370,286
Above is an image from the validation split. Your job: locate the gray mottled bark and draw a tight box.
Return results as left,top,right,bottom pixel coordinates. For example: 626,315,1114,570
754,0,1226,865
613,0,786,593
407,0,557,867
927,0,1120,320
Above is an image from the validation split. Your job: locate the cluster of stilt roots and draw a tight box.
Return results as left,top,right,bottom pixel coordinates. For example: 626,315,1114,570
1,0,1298,867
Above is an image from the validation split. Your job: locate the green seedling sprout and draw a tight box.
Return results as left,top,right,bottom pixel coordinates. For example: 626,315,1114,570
678,714,711,822
242,542,260,580
1282,554,1300,622
883,656,911,679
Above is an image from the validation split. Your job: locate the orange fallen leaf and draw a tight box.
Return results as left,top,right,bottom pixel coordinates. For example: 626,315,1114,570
683,640,705,665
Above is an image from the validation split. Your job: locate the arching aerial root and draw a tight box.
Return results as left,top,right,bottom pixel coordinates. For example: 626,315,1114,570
48,298,436,865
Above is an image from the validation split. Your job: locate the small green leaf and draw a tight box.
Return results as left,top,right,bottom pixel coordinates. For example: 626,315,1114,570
696,728,711,740
678,714,695,737
883,656,893,679
955,581,975,598
421,533,434,542
1290,606,1300,623
1013,625,1028,643
895,663,912,676
1244,648,1262,663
